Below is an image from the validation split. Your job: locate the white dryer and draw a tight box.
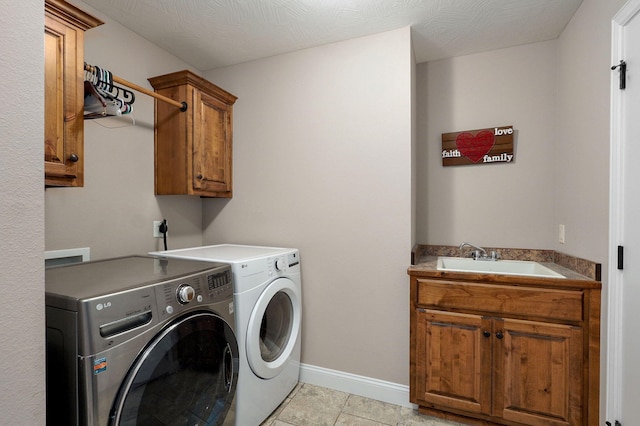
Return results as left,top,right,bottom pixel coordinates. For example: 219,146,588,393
150,244,302,426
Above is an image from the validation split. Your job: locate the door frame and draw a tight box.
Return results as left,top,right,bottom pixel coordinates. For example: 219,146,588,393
608,0,640,420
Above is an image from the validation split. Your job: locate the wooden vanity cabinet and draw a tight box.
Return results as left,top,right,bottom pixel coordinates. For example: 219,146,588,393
148,71,237,198
44,0,102,187
409,274,601,426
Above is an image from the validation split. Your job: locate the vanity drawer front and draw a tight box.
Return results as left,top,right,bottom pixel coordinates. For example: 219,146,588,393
416,279,583,322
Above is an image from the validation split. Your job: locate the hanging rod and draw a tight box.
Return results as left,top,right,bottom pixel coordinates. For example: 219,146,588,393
84,63,188,112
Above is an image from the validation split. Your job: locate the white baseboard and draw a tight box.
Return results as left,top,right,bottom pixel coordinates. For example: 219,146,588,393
299,363,414,409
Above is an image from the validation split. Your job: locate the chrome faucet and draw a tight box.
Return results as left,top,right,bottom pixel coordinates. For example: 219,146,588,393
459,242,499,261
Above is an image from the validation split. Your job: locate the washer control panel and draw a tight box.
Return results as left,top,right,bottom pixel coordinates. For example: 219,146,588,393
158,267,232,317
78,265,232,355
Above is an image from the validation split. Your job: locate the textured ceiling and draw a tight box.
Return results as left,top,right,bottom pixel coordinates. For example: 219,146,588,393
78,0,582,71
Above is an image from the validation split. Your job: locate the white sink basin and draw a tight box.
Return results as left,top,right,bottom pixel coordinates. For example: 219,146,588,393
436,257,565,279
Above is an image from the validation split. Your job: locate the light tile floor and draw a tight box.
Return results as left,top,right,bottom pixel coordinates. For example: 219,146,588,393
260,383,468,426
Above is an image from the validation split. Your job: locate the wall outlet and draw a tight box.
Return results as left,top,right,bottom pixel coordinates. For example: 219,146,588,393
559,224,565,244
153,220,167,238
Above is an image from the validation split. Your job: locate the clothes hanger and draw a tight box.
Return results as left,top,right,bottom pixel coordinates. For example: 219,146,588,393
84,62,188,112
85,69,135,118
84,80,108,118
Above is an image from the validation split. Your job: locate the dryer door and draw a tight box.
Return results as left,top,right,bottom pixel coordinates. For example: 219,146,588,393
110,312,238,425
246,277,301,379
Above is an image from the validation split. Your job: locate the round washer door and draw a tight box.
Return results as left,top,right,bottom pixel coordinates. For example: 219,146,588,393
246,277,301,379
110,311,238,426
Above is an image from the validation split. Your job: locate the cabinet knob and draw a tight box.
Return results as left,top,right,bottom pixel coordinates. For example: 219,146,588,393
496,331,504,340
197,174,203,180
483,331,491,338
69,153,79,163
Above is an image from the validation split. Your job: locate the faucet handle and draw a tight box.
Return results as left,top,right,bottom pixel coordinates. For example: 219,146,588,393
490,251,500,260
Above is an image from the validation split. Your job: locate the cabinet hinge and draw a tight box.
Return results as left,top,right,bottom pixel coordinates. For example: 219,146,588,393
606,420,622,426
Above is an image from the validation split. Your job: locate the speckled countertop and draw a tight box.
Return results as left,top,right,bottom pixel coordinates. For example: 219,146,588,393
410,244,601,282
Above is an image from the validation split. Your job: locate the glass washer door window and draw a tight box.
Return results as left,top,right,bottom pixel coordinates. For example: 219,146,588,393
260,291,293,362
110,312,238,426
246,278,301,379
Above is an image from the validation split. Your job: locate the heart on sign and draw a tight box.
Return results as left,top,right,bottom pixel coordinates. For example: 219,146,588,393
456,130,495,163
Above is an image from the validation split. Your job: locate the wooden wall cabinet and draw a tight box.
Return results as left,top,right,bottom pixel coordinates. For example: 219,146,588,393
409,274,601,426
148,71,237,198
44,0,102,187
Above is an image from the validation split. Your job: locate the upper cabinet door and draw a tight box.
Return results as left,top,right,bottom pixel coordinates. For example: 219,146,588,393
192,89,233,195
44,0,102,187
149,70,237,198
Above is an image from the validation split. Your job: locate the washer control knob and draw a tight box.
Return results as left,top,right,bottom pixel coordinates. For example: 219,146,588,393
177,285,195,304
275,258,286,271
166,305,174,314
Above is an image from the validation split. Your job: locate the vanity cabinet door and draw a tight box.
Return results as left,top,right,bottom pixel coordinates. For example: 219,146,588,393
415,309,492,415
493,318,583,426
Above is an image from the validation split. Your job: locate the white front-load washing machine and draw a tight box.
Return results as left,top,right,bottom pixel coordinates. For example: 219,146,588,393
150,244,302,426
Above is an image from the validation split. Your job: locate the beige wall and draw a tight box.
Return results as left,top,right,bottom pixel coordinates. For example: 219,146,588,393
0,2,45,424
556,0,626,269
202,28,415,385
416,40,559,249
45,1,205,260
416,0,624,263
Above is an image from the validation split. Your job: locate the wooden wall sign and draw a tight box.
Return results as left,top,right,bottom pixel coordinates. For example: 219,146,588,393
442,125,514,166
